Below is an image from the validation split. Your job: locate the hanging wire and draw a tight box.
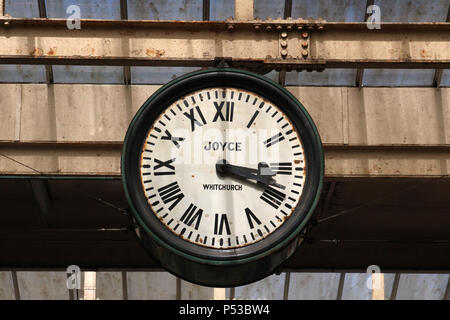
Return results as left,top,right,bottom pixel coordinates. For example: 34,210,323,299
316,182,424,224
0,152,129,217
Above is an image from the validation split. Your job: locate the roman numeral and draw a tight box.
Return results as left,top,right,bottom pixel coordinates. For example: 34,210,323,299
154,158,176,175
214,214,231,235
212,101,234,122
161,129,184,149
158,181,184,210
180,203,203,230
245,208,261,229
260,185,286,209
246,110,259,128
183,106,207,131
270,162,292,175
264,133,285,148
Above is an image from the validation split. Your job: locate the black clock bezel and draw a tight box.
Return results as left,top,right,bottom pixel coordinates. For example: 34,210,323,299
122,68,323,265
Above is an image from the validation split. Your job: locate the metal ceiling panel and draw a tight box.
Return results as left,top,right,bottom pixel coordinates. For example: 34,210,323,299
0,65,46,83
131,66,200,84
341,273,396,300
374,0,450,22
441,69,450,86
286,69,357,86
254,0,284,19
288,273,341,299
292,0,366,21
96,272,123,300
264,70,280,82
52,65,123,84
396,274,450,299
16,271,69,300
234,274,286,300
4,0,38,18
363,69,435,86
45,0,120,19
127,272,177,299
0,272,15,300
127,0,202,20
210,0,234,21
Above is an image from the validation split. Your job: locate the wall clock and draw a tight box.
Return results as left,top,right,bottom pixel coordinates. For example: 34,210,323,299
122,68,323,287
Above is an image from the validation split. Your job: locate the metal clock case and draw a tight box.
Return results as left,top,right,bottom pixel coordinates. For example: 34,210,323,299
122,68,323,287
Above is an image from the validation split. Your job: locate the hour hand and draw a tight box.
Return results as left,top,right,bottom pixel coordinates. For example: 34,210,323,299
216,160,285,189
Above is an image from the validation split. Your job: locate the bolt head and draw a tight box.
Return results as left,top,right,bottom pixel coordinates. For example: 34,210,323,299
281,49,288,57
266,25,272,31
301,41,308,48
281,31,288,38
301,32,309,39
280,40,288,48
301,50,308,57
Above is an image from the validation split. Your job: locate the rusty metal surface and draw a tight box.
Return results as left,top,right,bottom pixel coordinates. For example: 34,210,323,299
2,17,450,29
0,18,449,70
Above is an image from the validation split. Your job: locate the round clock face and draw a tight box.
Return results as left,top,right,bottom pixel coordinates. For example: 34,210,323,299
122,69,323,265
140,87,306,249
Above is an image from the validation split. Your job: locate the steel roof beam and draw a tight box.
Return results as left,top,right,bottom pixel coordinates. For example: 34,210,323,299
0,19,449,70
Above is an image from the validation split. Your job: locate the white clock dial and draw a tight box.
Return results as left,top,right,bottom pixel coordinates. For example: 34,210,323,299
139,87,306,249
